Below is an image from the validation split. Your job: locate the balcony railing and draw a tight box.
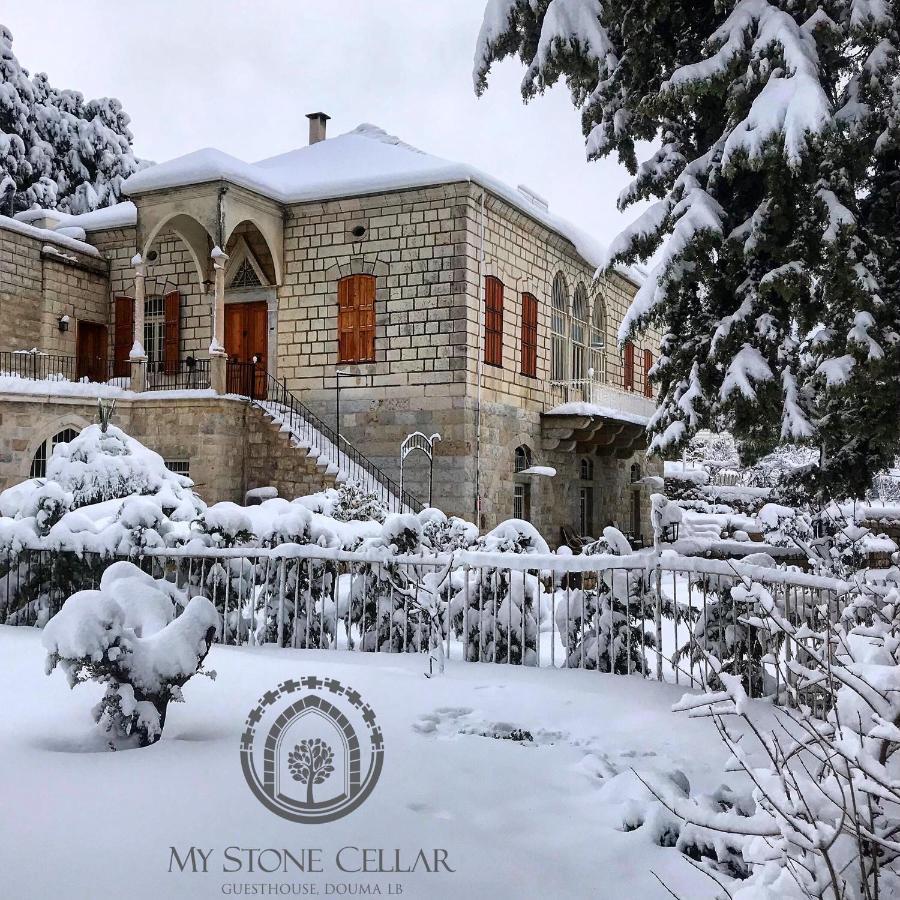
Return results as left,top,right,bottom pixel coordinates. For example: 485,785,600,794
0,350,210,392
0,350,121,386
547,370,657,420
138,358,211,392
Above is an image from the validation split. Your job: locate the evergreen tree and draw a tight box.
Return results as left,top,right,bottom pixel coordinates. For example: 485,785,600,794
555,526,655,673
350,514,430,652
450,520,548,665
475,1,900,500
0,25,143,214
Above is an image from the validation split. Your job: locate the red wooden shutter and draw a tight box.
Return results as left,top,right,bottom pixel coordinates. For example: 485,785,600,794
358,275,375,362
643,349,653,398
338,277,357,363
485,276,503,367
520,292,537,377
624,341,635,391
114,296,133,378
338,275,376,363
164,291,181,375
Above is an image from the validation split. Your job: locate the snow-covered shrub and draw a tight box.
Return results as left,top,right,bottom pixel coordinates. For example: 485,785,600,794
0,425,204,625
350,514,431,652
330,481,388,524
43,562,217,747
674,554,779,697
555,527,655,673
192,502,255,548
256,505,341,648
451,519,548,665
657,575,900,900
48,424,198,513
417,507,478,553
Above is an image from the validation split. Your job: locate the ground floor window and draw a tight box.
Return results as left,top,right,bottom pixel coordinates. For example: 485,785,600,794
513,482,531,521
144,296,166,369
30,428,79,479
579,486,594,537
164,459,190,478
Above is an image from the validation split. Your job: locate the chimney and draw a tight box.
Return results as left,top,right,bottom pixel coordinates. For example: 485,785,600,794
306,111,330,145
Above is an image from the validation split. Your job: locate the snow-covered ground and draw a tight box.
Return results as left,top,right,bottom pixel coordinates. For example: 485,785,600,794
0,625,752,899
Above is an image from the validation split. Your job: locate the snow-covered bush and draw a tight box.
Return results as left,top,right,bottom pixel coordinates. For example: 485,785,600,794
43,562,217,747
451,519,548,665
417,507,478,553
350,514,431,652
655,575,900,899
256,505,341,648
555,527,655,673
330,481,388,524
0,425,204,625
674,554,779,697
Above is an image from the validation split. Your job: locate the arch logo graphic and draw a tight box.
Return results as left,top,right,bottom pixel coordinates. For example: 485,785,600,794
240,677,384,823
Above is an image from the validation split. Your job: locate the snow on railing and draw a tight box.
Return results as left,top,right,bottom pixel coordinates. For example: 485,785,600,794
2,542,873,709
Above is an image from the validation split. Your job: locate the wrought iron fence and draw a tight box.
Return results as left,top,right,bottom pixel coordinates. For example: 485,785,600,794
139,358,211,392
0,350,121,385
0,350,211,391
1,544,858,707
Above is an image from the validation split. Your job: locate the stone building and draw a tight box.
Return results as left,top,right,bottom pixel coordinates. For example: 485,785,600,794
0,115,660,545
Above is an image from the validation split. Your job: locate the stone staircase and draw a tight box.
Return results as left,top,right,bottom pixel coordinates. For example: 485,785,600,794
244,403,342,500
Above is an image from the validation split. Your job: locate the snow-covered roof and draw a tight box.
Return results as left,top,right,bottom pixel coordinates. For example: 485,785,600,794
0,215,102,258
122,123,642,284
14,202,137,232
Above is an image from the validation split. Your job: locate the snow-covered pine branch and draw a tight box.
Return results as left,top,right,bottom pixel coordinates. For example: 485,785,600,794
474,0,900,500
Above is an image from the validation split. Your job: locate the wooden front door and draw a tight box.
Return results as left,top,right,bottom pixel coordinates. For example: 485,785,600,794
225,301,268,398
76,321,108,383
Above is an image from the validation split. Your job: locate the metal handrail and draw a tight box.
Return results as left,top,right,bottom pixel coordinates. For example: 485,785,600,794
233,365,423,514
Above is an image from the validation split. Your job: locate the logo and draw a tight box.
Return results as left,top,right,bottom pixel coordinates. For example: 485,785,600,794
240,677,384,824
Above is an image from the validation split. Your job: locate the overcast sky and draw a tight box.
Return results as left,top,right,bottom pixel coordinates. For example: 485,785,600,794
4,0,643,250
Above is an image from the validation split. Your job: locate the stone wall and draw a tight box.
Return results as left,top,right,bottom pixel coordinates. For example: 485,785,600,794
0,393,336,505
0,224,110,357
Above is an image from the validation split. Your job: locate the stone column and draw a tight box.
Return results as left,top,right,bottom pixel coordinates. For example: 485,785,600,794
210,246,228,355
209,246,229,393
129,253,147,392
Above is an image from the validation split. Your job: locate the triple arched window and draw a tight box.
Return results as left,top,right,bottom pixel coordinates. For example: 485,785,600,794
550,272,568,382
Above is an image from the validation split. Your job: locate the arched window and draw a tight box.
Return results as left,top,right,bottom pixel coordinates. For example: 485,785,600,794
551,272,568,381
630,462,642,483
30,428,79,479
514,444,533,473
572,283,589,380
590,291,607,379
337,274,376,363
580,458,594,480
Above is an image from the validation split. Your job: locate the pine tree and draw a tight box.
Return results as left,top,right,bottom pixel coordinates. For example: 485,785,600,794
0,25,143,214
555,527,655,673
450,520,548,665
475,1,900,500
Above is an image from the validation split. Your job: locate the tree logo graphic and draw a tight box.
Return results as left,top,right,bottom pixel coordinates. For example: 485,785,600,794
240,677,384,824
288,738,335,806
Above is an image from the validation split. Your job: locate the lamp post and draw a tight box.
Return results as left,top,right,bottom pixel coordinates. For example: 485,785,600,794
334,370,356,447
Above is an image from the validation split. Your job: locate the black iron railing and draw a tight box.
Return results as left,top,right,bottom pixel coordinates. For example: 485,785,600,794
139,358,211,392
0,350,211,391
0,350,114,383
226,361,423,513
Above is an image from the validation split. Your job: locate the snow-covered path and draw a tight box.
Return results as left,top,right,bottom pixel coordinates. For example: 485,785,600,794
1,626,745,899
